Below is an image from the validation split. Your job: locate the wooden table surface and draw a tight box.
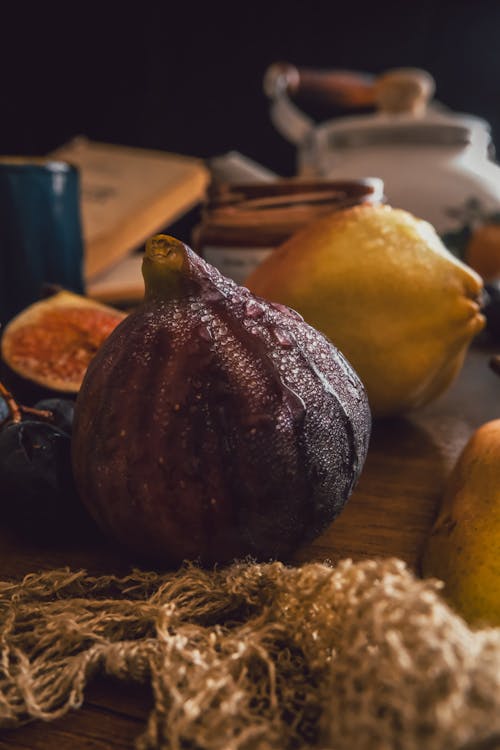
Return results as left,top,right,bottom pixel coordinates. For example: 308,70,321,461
0,341,498,749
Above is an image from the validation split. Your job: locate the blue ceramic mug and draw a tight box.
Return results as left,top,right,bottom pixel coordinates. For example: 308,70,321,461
0,159,84,326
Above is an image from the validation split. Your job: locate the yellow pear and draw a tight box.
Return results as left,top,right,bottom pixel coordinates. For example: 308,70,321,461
422,420,500,626
246,204,485,417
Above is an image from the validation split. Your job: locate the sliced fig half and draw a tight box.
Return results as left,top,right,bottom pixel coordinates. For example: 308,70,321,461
1,291,126,394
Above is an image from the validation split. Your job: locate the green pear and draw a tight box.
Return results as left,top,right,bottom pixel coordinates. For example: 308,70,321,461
422,419,500,626
247,204,485,417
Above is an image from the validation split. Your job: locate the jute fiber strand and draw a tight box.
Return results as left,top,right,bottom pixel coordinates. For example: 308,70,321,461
0,558,499,750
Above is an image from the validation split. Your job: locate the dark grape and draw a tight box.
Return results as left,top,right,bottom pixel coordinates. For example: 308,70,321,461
34,398,75,435
0,420,89,537
482,281,500,341
0,397,8,427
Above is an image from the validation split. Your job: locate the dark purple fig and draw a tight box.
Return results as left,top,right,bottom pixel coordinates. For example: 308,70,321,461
72,235,371,567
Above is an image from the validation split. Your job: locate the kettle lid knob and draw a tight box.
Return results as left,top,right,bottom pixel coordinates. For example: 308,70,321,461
374,68,435,115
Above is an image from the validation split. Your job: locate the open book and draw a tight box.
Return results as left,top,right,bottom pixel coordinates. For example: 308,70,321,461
50,138,210,303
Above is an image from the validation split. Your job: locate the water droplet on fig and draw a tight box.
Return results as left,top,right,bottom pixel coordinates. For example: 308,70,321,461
244,299,265,319
270,325,294,348
270,301,304,321
202,284,227,303
194,323,213,341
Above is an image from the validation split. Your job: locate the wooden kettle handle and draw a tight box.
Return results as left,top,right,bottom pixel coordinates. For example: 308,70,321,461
264,62,376,108
264,63,435,113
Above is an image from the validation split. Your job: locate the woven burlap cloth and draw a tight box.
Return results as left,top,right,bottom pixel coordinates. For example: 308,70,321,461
0,557,498,749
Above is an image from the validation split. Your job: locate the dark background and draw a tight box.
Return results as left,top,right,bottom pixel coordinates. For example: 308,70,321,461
2,1,500,177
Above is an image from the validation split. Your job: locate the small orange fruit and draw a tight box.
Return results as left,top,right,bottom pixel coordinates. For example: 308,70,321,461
465,223,500,281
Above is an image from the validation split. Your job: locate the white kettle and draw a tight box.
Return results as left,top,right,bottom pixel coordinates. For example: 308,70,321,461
264,64,500,255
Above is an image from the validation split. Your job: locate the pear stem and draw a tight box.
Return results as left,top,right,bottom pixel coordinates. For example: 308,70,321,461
142,234,190,301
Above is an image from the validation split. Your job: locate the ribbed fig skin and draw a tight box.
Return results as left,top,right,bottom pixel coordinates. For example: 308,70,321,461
72,247,371,566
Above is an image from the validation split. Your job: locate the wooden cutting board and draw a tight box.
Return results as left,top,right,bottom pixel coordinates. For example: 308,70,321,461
50,138,210,283
0,341,498,748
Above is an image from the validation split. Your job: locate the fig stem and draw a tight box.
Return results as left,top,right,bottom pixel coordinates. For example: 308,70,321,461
142,234,190,301
0,381,22,424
